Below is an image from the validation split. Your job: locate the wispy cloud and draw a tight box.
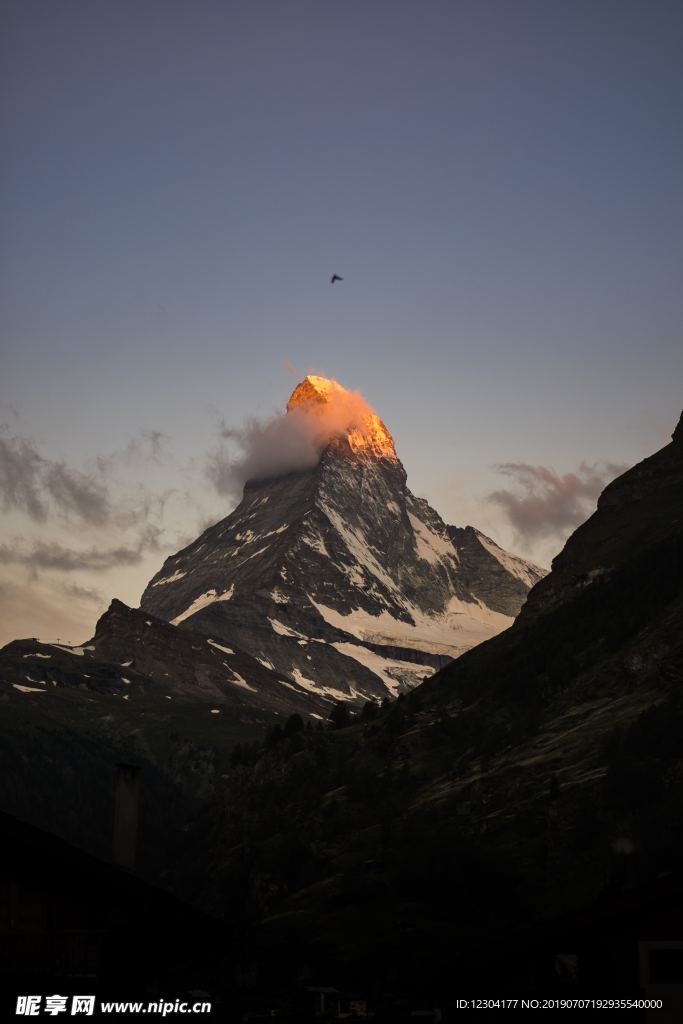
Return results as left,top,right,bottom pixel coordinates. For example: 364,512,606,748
0,526,162,576
0,424,183,644
0,433,48,521
60,582,105,604
207,382,377,497
96,428,169,474
44,461,110,525
488,461,627,541
0,427,170,527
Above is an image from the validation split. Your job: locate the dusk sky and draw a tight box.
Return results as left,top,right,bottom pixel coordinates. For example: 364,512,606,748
1,0,682,645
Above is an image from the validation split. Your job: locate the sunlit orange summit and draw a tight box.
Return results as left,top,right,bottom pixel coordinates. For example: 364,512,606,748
286,374,397,460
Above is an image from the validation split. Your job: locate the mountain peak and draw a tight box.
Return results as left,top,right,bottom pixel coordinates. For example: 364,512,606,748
138,372,544,703
286,374,397,461
286,374,343,409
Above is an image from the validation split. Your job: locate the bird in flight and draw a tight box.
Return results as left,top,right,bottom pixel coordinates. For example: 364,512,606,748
330,274,343,284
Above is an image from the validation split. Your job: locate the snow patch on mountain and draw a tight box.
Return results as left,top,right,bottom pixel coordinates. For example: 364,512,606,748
229,669,256,691
332,641,428,695
207,639,235,655
171,585,235,625
408,511,458,566
301,533,330,557
289,667,357,703
152,569,187,587
309,595,511,658
268,618,310,640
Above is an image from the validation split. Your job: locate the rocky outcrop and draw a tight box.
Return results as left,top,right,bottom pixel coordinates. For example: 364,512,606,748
518,409,683,626
0,598,331,719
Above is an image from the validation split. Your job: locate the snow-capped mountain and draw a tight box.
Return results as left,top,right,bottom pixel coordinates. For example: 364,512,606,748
140,376,546,704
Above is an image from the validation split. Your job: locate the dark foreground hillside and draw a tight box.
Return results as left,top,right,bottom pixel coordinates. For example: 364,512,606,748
170,412,683,1005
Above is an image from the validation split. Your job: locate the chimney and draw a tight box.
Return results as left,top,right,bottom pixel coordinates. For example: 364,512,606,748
112,763,141,870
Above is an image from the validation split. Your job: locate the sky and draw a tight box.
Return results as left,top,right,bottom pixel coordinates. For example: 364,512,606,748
1,0,682,646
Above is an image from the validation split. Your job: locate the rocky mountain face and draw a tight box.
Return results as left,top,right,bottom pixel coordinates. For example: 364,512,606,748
446,524,544,616
0,599,329,720
179,410,683,993
141,375,545,703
